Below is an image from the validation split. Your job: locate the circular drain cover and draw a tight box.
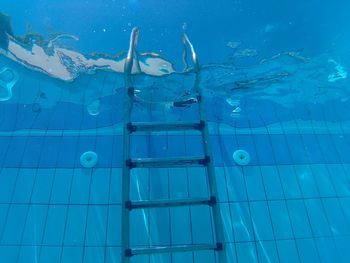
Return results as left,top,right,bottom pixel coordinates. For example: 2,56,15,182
80,151,98,168
233,149,250,166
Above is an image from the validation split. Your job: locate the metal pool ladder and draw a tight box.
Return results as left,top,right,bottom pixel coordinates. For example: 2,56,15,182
121,27,226,263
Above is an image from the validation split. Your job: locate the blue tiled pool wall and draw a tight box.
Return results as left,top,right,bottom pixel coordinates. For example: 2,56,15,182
1,69,350,169
1,92,350,131
1,121,350,263
1,56,350,133
1,71,350,262
0,133,349,169
1,152,350,262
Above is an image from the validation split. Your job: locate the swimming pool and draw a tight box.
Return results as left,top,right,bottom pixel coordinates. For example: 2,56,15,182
0,1,350,262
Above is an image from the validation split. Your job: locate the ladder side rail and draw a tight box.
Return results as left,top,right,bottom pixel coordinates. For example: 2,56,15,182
185,33,227,263
182,33,199,72
196,72,227,254
121,27,139,263
195,72,227,263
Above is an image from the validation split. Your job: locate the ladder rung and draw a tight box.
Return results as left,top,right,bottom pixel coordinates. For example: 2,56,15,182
126,196,216,210
126,156,210,168
125,243,223,257
127,121,205,133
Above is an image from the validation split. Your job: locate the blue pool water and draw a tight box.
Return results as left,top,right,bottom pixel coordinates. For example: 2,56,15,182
0,1,350,262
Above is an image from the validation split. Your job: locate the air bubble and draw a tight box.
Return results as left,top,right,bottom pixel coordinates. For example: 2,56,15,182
87,100,100,116
0,67,19,102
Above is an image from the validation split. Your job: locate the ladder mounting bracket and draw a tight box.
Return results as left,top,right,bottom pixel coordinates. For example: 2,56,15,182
125,201,132,210
125,248,133,257
127,87,135,97
194,120,205,130
215,242,223,251
126,159,136,169
208,196,217,206
199,155,211,165
127,122,136,133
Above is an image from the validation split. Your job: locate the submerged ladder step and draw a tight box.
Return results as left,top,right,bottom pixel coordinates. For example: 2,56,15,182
127,121,205,133
126,196,216,210
126,243,223,257
126,156,210,168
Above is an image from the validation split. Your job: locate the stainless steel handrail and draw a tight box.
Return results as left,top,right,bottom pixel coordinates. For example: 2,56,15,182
121,27,140,263
124,27,140,75
182,33,199,72
183,32,227,263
